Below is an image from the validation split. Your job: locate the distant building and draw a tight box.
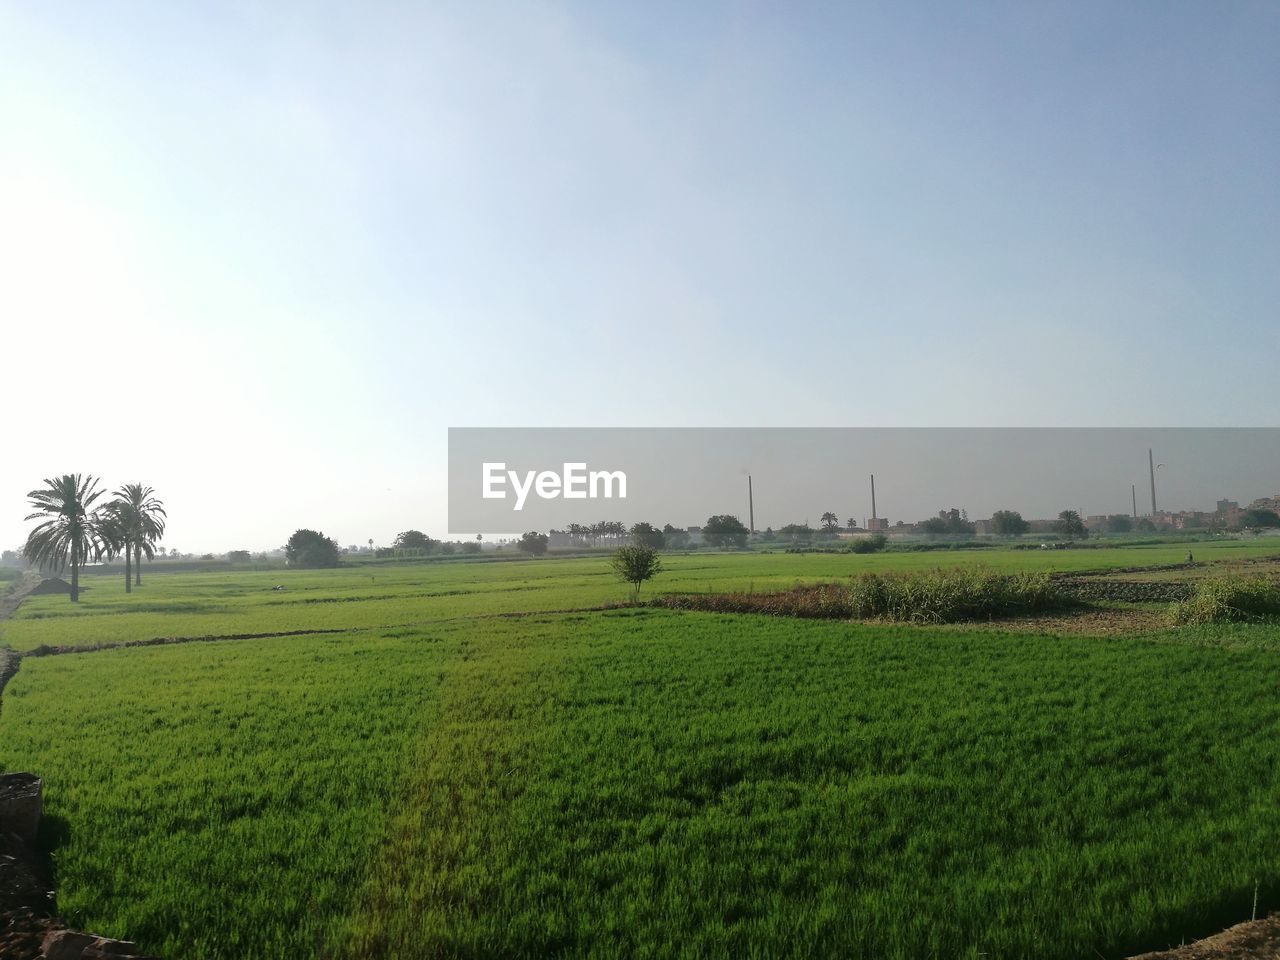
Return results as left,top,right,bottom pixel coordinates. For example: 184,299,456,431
866,517,889,532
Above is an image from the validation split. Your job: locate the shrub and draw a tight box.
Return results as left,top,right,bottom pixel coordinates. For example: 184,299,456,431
849,534,887,554
846,568,1067,623
1171,578,1280,624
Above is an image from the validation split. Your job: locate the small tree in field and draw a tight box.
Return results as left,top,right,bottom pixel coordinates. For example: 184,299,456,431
611,545,662,601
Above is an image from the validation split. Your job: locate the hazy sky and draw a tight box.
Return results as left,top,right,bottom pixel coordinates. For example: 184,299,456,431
2,2,1277,551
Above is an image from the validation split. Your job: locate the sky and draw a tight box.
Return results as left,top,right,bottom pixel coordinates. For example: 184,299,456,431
1,1,1277,551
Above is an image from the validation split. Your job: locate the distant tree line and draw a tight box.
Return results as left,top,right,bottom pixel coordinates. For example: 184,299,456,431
379,530,481,558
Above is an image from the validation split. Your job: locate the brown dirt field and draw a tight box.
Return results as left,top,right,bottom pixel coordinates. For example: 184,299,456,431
1128,914,1280,959
1098,556,1280,584
949,605,1168,636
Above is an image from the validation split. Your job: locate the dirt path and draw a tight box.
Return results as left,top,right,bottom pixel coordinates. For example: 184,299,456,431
0,578,39,711
0,579,38,622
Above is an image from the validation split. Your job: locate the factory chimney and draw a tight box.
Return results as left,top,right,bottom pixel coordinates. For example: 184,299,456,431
1149,449,1158,515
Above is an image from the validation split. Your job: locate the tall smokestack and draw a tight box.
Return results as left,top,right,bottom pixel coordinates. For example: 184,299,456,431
1148,448,1157,515
1132,484,1137,519
748,475,754,535
871,474,877,520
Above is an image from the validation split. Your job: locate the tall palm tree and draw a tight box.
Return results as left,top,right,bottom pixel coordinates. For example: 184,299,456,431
23,474,108,603
110,484,166,588
98,503,134,592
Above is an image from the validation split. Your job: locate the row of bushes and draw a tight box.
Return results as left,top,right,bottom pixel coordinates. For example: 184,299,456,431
1172,578,1280,624
650,569,1280,626
651,569,1076,624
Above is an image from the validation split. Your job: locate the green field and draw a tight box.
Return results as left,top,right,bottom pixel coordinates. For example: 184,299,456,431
3,539,1275,652
3,544,1280,958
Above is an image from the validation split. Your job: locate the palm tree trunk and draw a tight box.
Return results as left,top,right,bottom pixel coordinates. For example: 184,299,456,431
135,546,142,586
124,541,132,594
71,542,80,603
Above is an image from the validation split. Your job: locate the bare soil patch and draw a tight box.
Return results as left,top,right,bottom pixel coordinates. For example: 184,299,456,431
950,605,1167,636
1128,914,1280,959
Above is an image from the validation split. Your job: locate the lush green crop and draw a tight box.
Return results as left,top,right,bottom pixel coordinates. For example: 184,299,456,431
2,603,1280,957
0,628,447,956
3,547,1280,957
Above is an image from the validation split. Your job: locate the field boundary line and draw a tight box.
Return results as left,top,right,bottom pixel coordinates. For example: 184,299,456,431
15,606,642,658
20,627,352,658
0,648,20,717
0,576,41,713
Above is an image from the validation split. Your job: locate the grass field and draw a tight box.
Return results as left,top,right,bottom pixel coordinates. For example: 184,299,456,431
3,539,1276,652
3,544,1280,958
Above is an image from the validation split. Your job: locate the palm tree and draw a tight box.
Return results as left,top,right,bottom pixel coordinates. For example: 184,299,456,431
820,511,839,532
110,484,166,588
23,474,108,602
97,504,131,591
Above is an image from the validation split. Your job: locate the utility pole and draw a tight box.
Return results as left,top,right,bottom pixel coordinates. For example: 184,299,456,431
1148,448,1158,515
748,475,755,536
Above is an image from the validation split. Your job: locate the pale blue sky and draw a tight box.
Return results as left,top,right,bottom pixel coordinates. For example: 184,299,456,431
2,2,1277,550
